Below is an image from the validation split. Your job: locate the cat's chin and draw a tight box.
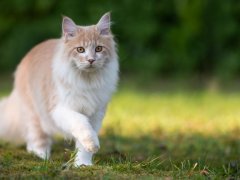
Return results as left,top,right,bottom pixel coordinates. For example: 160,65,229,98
79,66,101,74
82,67,98,73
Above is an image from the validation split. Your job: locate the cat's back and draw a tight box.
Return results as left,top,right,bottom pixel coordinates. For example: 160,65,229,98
15,39,60,79
16,39,59,73
15,39,60,99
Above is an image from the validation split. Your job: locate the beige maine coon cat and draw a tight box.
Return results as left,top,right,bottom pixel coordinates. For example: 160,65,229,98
0,12,119,166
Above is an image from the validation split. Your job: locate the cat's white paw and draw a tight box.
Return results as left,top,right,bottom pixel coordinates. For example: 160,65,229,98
74,159,93,167
81,133,100,153
74,131,100,153
27,145,51,160
81,138,100,153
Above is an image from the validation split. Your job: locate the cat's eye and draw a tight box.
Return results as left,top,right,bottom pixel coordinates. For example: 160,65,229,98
77,47,85,53
95,46,103,52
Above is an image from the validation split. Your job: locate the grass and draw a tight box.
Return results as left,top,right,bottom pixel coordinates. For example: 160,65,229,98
0,75,240,179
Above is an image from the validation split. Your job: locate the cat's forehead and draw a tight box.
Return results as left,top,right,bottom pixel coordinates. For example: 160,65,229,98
65,25,111,47
76,25,99,41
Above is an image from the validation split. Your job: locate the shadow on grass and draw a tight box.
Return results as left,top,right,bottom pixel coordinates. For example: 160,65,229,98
1,129,239,178
98,129,240,170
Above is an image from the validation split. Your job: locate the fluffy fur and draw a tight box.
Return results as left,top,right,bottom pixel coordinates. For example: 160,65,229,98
0,12,119,166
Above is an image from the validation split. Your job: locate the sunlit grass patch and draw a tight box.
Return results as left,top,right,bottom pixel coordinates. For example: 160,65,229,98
104,87,240,136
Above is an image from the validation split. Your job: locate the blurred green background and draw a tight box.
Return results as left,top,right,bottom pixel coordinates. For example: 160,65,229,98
1,0,240,80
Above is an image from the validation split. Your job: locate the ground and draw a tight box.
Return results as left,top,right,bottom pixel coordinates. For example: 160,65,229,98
0,75,240,179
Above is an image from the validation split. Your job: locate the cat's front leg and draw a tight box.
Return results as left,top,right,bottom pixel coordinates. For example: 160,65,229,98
90,107,107,133
51,105,100,153
75,140,94,166
74,108,107,166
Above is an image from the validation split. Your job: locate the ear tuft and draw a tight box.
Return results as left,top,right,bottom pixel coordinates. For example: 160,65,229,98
97,12,111,35
62,16,77,39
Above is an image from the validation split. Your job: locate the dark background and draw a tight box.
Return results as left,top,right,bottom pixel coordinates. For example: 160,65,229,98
1,0,240,80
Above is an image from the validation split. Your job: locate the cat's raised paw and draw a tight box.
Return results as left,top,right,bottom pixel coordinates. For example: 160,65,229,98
81,137,100,153
80,131,100,153
84,143,100,153
73,130,100,153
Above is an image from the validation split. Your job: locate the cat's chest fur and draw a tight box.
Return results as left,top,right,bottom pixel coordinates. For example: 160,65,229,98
54,69,114,117
63,83,110,117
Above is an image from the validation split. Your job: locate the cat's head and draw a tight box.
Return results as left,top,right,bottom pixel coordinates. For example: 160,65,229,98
61,12,116,72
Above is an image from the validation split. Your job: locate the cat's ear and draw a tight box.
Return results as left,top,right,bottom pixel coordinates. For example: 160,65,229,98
62,16,77,40
97,12,111,35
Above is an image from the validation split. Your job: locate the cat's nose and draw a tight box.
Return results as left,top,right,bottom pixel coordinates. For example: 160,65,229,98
87,59,95,64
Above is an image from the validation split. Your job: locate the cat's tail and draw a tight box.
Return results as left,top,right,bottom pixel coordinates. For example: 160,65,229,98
0,92,24,144
0,97,9,139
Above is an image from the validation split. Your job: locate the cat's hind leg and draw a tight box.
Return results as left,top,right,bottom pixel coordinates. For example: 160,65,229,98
25,113,52,159
26,126,52,159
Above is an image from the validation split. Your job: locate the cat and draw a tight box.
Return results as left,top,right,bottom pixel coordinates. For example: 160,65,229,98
0,12,119,166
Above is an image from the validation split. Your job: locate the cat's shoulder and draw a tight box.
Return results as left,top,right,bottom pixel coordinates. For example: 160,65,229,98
30,39,60,54
20,39,60,63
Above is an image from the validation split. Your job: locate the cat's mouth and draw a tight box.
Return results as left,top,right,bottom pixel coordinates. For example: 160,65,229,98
85,63,97,70
72,61,98,72
87,64,94,68
85,64,99,72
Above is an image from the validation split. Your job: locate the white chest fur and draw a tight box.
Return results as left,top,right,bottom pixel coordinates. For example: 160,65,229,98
58,79,112,117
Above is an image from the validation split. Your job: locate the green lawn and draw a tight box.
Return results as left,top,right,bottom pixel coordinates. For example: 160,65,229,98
0,77,240,179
